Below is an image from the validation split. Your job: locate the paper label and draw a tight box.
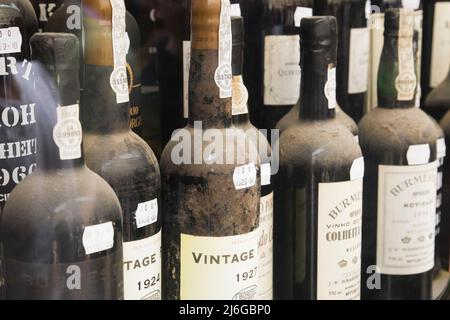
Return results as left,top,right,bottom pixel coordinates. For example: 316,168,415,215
350,157,365,181
368,13,385,111
110,0,129,103
414,10,423,108
180,229,260,300
430,3,450,88
396,9,416,101
123,231,162,300
232,76,249,116
348,28,370,94
261,163,271,186
216,0,232,98
294,7,313,27
317,179,363,300
0,27,22,54
82,222,115,255
258,192,273,300
233,163,257,190
183,40,191,119
406,144,430,165
231,3,241,17
264,35,301,106
135,198,158,229
377,162,437,275
52,104,82,160
437,138,446,159
325,67,337,109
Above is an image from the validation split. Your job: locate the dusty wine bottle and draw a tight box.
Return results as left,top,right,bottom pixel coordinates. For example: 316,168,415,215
81,0,161,300
359,8,437,300
32,0,62,32
1,32,124,299
274,16,364,300
0,2,38,211
231,16,273,300
161,0,261,300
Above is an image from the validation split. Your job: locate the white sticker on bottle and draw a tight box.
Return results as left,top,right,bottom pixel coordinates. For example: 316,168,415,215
123,231,162,300
430,3,450,88
183,40,191,119
53,104,82,160
264,35,301,106
82,222,115,255
396,9,416,101
233,163,257,190
216,0,232,98
437,138,446,159
232,76,249,116
0,27,22,54
350,157,365,181
365,0,372,20
110,0,129,103
261,163,271,186
258,192,273,300
317,179,363,300
231,3,241,17
135,198,158,229
180,229,259,300
406,144,430,165
348,28,370,94
402,0,421,10
294,7,313,27
377,162,437,275
325,67,337,109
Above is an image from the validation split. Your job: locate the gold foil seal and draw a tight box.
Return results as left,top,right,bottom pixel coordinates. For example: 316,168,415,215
191,0,221,50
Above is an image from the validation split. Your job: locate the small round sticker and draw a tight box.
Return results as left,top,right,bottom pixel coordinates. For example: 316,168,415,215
215,63,232,97
110,66,129,96
395,72,416,97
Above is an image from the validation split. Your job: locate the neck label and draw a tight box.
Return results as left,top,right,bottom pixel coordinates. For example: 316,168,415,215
110,0,130,104
215,0,232,98
232,76,249,116
325,66,337,109
396,9,416,101
53,104,82,161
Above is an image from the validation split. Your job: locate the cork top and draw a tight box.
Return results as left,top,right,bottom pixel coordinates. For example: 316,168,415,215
191,0,222,50
300,16,337,60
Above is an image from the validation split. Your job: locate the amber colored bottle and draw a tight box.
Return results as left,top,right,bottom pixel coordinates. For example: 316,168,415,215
81,0,161,300
359,8,437,300
1,33,124,299
161,0,260,300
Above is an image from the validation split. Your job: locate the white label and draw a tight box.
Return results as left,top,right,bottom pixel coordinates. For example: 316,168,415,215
180,229,260,300
183,41,191,119
53,104,82,160
258,192,273,300
348,28,370,94
402,0,421,10
232,76,249,116
437,138,446,159
123,231,162,300
216,0,232,98
294,7,313,27
350,157,365,181
396,9,416,101
377,162,437,275
231,3,241,17
317,179,363,300
82,222,115,255
135,199,158,229
261,163,271,186
264,35,301,106
233,163,257,190
325,67,337,109
406,144,430,165
368,13,385,111
430,3,450,88
0,27,22,54
110,0,129,103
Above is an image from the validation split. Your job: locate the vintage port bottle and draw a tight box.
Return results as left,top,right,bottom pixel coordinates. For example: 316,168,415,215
81,0,162,300
359,8,437,300
274,16,364,300
231,15,273,300
1,32,124,299
161,0,261,300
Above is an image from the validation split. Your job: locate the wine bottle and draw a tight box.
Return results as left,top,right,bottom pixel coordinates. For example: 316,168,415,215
359,8,437,300
439,111,450,272
45,1,146,142
422,0,450,112
161,0,260,300
231,16,273,300
0,2,38,211
32,0,63,32
274,16,364,300
1,32,124,299
425,61,450,121
81,0,162,300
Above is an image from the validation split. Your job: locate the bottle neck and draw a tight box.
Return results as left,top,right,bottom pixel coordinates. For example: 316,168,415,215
299,49,337,120
231,39,250,125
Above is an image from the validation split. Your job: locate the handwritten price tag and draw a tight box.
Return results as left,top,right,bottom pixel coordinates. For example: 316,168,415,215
0,27,22,54
233,163,257,190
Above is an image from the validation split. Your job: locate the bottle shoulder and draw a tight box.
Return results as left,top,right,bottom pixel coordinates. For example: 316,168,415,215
425,77,450,111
